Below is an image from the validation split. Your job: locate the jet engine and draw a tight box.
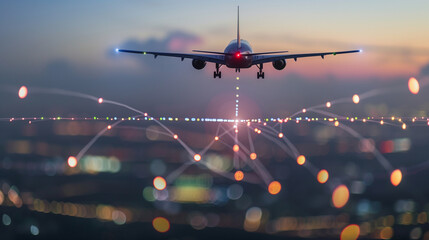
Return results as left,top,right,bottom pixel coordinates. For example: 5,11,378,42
272,59,286,70
192,59,206,70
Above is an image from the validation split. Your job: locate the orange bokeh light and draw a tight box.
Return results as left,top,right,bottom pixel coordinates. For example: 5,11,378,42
297,155,306,165
67,156,77,168
408,77,419,94
352,94,360,104
18,86,28,99
268,181,281,195
390,169,402,186
340,224,360,240
193,154,201,162
173,134,178,139
250,153,257,160
152,217,170,233
234,170,244,181
278,133,284,138
153,176,167,190
317,169,329,184
233,144,240,152
332,185,349,208
214,136,219,141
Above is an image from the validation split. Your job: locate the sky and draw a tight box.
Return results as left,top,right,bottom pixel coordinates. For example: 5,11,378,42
1,0,429,118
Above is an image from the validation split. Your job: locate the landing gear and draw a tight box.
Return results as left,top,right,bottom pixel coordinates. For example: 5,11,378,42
214,64,222,78
257,64,265,79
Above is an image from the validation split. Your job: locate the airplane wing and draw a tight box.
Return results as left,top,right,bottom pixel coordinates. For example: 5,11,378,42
116,49,225,64
252,50,361,65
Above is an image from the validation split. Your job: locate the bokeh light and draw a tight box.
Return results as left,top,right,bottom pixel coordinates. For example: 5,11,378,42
67,156,77,168
408,77,419,94
152,217,170,233
268,181,281,195
340,224,360,240
317,169,329,184
352,94,360,104
390,169,402,186
250,153,257,160
234,170,244,181
278,133,284,138
18,86,28,99
297,155,306,165
173,134,178,139
233,144,240,152
153,176,167,190
326,101,331,108
332,185,349,208
193,154,201,162
98,98,103,104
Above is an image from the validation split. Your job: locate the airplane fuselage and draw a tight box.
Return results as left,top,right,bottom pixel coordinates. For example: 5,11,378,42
224,39,253,68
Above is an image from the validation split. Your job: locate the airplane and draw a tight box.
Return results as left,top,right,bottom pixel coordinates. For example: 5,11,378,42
116,6,361,79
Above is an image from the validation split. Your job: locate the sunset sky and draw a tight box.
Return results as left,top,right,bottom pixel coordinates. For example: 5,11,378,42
1,0,429,117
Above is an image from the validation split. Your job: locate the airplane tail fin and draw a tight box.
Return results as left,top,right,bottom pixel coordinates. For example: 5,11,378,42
237,6,241,49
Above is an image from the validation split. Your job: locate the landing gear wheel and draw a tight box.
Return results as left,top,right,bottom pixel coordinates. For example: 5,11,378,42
214,64,222,78
256,64,265,79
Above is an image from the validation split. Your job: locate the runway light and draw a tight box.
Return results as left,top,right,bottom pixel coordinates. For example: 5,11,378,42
332,185,349,208
390,169,402,186
250,153,257,160
297,155,306,165
153,176,167,190
193,154,201,162
18,86,28,99
152,217,170,233
352,94,360,104
408,77,419,94
98,98,103,104
278,133,284,138
233,144,240,152
268,181,281,195
67,156,77,168
341,224,360,240
234,170,244,181
317,169,329,184
326,102,331,108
